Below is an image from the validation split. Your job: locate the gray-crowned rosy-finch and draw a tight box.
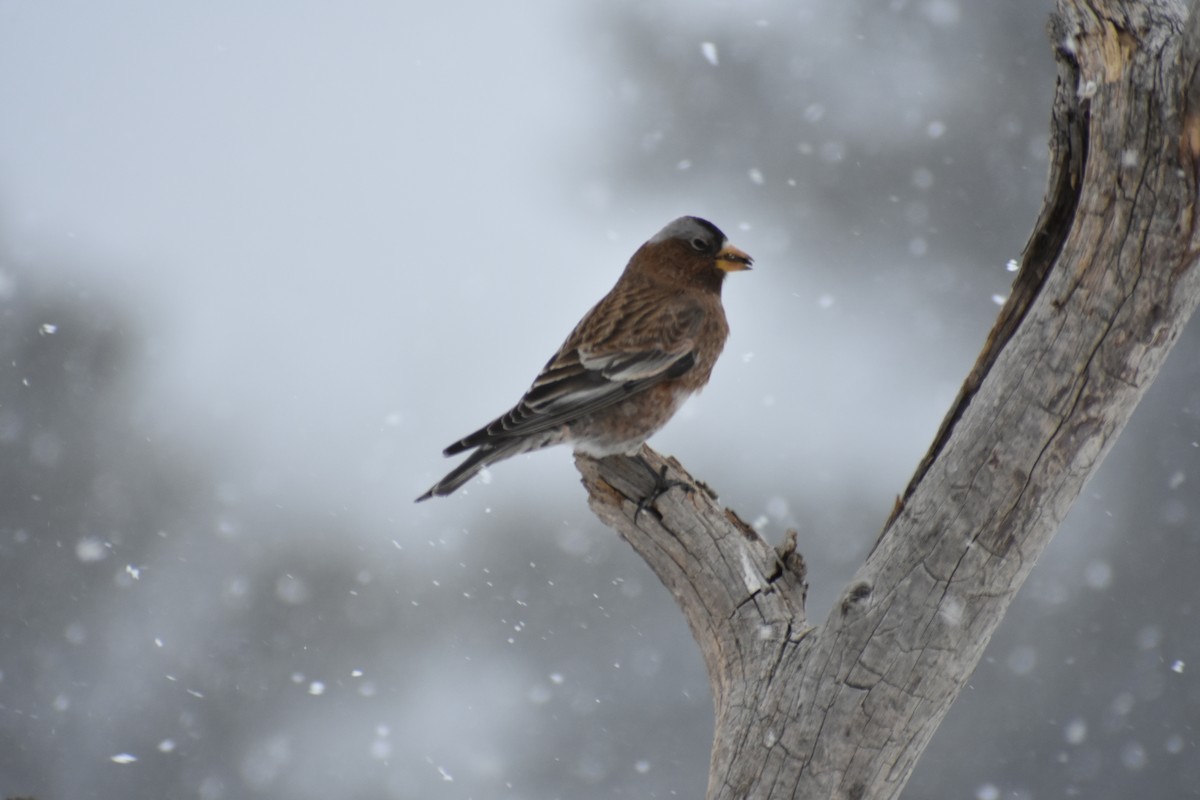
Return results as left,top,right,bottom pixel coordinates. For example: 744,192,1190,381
417,215,751,501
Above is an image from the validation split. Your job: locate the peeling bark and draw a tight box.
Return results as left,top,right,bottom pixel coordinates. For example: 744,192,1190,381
576,2,1200,798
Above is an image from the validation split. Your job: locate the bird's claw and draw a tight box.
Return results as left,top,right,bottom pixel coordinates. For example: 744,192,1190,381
633,460,693,523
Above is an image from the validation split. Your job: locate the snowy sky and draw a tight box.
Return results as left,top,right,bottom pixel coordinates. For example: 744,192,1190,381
0,0,999,526
7,2,1199,799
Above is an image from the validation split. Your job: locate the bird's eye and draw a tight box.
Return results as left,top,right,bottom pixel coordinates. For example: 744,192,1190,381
689,237,708,252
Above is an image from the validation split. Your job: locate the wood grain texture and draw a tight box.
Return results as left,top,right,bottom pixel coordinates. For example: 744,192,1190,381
578,1,1200,798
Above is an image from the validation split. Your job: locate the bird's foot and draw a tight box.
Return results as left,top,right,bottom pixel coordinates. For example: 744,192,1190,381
633,456,693,522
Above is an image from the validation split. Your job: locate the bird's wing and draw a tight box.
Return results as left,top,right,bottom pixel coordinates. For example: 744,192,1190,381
444,294,704,454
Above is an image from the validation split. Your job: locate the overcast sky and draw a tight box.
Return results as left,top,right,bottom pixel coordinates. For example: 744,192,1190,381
5,2,1200,799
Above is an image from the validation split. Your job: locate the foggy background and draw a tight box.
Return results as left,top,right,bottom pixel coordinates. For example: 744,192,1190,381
2,1,1198,798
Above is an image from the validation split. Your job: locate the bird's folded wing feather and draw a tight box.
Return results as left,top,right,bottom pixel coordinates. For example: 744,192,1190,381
444,294,705,453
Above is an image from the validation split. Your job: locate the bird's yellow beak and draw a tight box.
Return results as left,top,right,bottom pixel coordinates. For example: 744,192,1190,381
716,243,753,272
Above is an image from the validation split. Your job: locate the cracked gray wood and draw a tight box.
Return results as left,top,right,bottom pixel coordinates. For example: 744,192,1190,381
575,1,1200,798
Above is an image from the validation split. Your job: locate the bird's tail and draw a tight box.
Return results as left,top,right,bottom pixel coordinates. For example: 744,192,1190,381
415,442,521,502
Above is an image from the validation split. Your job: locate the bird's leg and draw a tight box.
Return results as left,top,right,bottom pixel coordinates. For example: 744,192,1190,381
632,454,693,522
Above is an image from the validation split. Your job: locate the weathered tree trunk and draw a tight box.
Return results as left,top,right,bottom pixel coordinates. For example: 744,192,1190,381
575,2,1200,798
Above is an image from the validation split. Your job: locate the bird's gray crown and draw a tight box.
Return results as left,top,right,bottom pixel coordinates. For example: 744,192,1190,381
648,216,727,247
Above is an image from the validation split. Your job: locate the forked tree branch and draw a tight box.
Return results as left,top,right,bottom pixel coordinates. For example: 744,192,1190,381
576,1,1200,798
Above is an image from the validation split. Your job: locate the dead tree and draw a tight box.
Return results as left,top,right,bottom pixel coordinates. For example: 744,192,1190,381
575,2,1200,798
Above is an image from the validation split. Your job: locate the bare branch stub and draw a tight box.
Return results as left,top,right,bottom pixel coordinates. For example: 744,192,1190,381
576,448,809,667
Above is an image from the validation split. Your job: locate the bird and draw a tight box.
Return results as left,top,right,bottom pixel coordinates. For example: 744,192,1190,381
416,215,751,502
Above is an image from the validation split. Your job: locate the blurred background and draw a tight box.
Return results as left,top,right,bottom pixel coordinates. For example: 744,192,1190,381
2,1,1198,798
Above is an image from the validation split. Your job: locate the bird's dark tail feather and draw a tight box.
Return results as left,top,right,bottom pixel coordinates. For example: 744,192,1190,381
443,427,486,456
415,443,520,502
